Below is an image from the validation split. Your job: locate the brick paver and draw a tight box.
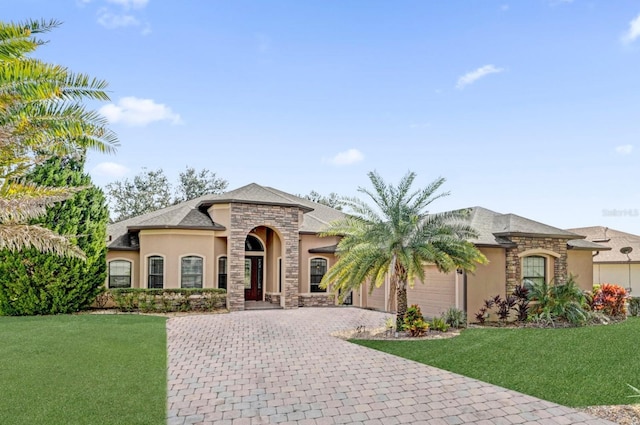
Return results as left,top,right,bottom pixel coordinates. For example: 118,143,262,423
167,308,615,425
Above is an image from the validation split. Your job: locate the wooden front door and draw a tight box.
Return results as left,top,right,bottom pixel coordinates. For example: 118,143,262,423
244,256,263,301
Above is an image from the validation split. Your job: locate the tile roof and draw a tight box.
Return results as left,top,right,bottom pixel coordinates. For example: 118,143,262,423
567,226,640,262
462,207,583,246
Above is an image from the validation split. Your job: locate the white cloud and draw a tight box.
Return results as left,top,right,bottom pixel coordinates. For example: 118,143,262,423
106,0,149,9
500,4,510,11
456,65,504,89
97,9,139,29
621,13,640,44
615,144,633,155
92,162,129,178
326,149,364,166
99,97,183,126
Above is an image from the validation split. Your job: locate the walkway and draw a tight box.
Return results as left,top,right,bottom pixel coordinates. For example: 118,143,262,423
167,308,615,425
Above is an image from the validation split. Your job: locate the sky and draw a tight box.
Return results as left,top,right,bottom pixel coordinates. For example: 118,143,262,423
5,0,640,235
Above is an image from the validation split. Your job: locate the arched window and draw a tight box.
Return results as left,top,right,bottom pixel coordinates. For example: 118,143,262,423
218,256,227,290
523,256,546,287
147,256,164,289
310,258,328,293
245,235,264,251
181,256,203,288
109,260,131,288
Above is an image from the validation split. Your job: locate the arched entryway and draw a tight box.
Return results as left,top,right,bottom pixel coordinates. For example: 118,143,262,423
244,235,264,301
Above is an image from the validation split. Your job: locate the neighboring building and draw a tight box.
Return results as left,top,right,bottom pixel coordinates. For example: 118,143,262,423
106,185,608,317
567,226,640,295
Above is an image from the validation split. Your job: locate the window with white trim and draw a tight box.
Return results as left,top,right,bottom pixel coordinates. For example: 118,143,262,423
310,258,327,293
523,256,546,287
109,260,131,288
148,256,164,289
181,256,203,288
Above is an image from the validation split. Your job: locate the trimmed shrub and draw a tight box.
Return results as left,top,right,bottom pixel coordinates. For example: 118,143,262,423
108,288,227,313
629,298,640,317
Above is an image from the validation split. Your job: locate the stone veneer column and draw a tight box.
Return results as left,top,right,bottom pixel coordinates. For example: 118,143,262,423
227,203,300,311
504,236,570,293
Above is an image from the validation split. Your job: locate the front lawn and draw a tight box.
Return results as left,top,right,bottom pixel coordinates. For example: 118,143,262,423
0,314,167,425
353,317,640,407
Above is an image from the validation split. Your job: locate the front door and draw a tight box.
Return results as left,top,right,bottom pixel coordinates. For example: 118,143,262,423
244,256,263,301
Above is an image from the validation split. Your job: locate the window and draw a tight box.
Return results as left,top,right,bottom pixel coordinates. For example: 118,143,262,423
181,256,203,288
147,256,164,289
523,256,546,287
218,256,227,290
310,258,327,293
109,260,131,288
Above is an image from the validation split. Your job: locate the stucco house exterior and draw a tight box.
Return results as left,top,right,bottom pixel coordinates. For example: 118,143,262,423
567,226,640,295
106,184,608,318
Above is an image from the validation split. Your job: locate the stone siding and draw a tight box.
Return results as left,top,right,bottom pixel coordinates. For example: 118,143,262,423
505,236,570,292
298,293,335,307
227,203,300,311
265,293,281,305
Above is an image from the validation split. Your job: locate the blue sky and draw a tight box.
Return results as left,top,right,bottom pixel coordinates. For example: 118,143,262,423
6,0,640,234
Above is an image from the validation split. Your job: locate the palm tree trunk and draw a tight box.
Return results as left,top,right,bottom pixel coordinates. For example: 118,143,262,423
396,280,408,330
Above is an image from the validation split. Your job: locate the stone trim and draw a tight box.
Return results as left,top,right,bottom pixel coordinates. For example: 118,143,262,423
227,203,301,311
505,236,570,292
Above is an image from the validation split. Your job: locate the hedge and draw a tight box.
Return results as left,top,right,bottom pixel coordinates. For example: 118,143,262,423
95,288,227,313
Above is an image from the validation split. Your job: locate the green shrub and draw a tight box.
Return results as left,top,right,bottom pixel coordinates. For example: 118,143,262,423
430,317,450,332
441,307,466,328
109,288,226,313
403,304,429,336
629,298,640,317
528,276,590,326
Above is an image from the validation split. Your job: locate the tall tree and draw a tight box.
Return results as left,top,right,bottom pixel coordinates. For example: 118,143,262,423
0,155,109,315
320,171,487,328
301,190,343,210
175,166,228,203
106,168,172,221
106,166,228,221
0,19,117,257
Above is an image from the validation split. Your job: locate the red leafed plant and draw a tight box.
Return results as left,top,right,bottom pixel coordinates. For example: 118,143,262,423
591,284,628,317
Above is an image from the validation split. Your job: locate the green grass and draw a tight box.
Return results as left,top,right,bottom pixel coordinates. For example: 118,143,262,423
353,317,640,407
0,314,167,425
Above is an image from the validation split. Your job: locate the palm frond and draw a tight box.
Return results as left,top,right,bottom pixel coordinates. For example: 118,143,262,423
0,223,85,259
0,19,61,61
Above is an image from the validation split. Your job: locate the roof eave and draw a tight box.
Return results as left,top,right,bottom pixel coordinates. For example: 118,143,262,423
198,199,314,213
493,231,580,239
127,225,226,231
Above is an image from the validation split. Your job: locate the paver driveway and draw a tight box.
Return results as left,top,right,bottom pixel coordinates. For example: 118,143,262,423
167,308,615,425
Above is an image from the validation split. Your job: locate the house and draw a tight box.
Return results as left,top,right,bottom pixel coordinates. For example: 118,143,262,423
567,226,640,295
364,207,609,318
106,184,608,318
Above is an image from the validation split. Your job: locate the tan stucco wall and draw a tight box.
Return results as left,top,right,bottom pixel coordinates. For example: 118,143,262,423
466,247,506,321
106,250,140,287
139,229,215,288
566,250,594,291
207,204,230,236
406,266,457,318
594,263,640,295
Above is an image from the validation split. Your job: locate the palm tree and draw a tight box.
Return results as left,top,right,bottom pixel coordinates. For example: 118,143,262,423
0,19,118,258
321,171,487,328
